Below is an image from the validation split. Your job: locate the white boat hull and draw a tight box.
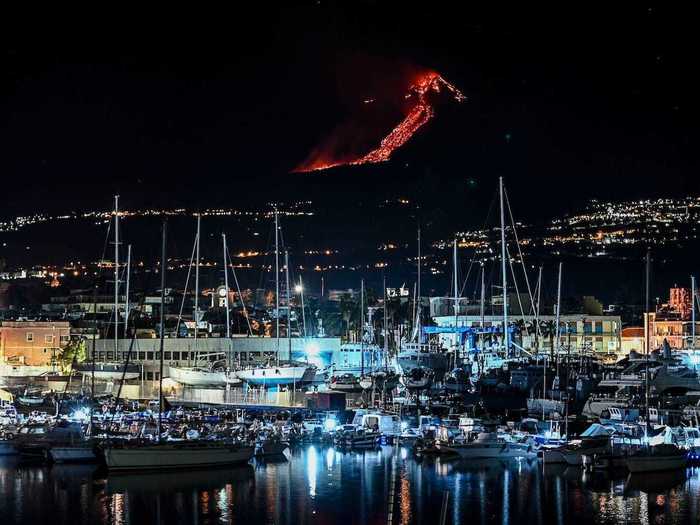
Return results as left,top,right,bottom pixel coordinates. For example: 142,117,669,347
237,366,314,386
169,367,241,387
0,364,56,378
104,444,255,471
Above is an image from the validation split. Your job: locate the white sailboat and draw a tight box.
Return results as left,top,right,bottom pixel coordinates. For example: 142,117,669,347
236,211,315,387
169,226,242,387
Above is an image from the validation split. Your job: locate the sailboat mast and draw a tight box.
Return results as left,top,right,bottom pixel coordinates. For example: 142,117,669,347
417,228,421,341
360,279,365,376
194,214,201,354
285,250,292,362
275,209,280,363
453,238,458,357
223,234,231,340
644,248,651,436
535,265,542,353
114,195,119,355
477,262,483,324
124,245,131,338
383,276,388,370
692,275,696,351
555,262,562,380
299,276,306,337
157,220,167,443
499,177,509,356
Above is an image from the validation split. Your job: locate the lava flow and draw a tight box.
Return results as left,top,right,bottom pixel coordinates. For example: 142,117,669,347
294,71,465,173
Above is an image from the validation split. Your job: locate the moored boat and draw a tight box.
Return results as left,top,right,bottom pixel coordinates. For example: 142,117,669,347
103,441,255,471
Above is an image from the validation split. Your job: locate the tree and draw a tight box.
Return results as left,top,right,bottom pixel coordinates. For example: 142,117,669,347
59,338,87,373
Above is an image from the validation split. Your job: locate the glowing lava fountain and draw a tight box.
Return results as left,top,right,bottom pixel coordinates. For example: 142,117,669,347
294,71,465,173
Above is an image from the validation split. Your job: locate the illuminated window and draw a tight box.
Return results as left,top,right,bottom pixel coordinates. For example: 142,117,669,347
26,333,34,342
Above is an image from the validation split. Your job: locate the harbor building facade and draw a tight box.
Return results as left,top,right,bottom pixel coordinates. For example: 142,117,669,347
0,320,71,366
431,314,623,358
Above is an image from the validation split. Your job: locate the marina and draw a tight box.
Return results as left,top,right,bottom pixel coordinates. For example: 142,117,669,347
3,5,700,523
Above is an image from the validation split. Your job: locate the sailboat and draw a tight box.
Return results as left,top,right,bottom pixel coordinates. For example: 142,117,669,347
362,278,400,392
169,221,241,387
104,221,255,471
236,210,316,388
624,250,687,473
398,229,449,380
76,196,139,382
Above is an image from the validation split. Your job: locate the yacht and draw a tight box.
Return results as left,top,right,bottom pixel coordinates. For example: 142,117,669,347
401,366,434,390
328,373,362,393
437,431,537,459
397,341,449,380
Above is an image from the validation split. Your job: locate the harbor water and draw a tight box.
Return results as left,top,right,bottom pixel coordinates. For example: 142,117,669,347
1,446,700,524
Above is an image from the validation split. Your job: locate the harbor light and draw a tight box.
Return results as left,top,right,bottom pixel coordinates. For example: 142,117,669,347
323,417,337,432
295,284,303,293
304,341,320,356
69,407,90,422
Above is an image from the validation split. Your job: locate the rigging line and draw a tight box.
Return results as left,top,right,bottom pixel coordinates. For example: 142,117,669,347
504,187,542,340
504,187,537,318
174,232,198,338
505,244,527,323
225,242,253,336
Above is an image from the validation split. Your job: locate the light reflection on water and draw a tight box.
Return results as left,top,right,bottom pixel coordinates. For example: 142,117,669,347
0,448,699,524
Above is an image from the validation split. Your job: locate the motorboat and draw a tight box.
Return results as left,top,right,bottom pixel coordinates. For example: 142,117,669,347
335,425,380,449
437,431,537,459
254,429,290,457
328,373,362,393
401,367,434,391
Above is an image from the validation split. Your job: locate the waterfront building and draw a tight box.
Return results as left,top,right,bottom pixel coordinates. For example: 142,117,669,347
645,286,700,350
0,320,71,366
621,326,645,353
431,313,623,357
89,336,342,380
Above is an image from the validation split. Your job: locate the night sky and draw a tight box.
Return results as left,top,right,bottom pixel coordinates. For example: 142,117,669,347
2,4,699,220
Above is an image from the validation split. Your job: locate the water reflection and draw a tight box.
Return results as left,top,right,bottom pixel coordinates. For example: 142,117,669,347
2,449,700,524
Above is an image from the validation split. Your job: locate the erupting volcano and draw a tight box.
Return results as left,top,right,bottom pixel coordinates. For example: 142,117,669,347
294,70,465,173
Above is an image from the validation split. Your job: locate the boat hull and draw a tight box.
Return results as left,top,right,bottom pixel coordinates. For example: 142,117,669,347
627,455,687,473
104,444,255,471
237,366,314,386
50,446,97,463
438,442,536,459
169,367,241,387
